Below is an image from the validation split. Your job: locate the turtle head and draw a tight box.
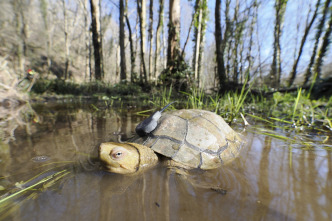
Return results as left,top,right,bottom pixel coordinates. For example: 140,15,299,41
99,142,158,174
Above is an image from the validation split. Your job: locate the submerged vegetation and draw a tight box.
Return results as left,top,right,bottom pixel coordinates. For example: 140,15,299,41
0,167,72,219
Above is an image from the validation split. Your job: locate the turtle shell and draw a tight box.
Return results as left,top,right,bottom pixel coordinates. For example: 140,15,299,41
135,109,243,169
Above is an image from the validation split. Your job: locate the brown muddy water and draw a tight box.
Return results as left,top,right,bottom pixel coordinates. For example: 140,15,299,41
0,102,331,221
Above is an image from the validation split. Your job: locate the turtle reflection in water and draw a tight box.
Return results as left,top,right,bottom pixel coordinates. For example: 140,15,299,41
99,103,244,174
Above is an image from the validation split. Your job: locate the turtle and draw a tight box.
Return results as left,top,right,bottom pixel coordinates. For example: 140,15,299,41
99,104,244,174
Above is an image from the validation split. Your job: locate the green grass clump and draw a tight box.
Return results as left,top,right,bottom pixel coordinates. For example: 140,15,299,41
149,81,331,133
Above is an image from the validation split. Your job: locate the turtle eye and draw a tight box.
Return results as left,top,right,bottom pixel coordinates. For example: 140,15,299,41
110,149,125,160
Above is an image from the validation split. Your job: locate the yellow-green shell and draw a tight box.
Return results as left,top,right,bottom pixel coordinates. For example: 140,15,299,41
135,109,243,169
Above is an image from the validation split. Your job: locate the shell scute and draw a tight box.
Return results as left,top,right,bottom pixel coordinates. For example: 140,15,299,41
145,138,179,158
200,152,222,169
153,114,186,141
172,144,201,168
186,121,220,152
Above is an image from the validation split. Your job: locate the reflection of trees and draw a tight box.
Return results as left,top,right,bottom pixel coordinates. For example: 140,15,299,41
293,148,329,220
0,57,38,143
0,103,37,143
0,142,12,190
327,151,332,217
256,136,272,219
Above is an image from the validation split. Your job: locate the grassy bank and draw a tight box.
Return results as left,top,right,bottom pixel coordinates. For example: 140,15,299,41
31,79,331,132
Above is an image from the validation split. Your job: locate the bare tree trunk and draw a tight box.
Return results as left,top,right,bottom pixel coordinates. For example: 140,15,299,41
62,0,70,80
288,0,320,87
90,0,103,80
215,0,226,90
137,0,148,83
39,0,51,76
167,0,181,69
154,0,164,82
313,8,332,79
89,31,92,81
239,36,245,83
197,30,205,88
148,0,154,81
231,0,250,84
162,15,167,69
193,0,202,87
98,0,104,79
116,45,120,80
193,0,207,88
246,0,258,82
119,0,127,82
256,12,263,84
80,0,91,82
232,0,240,83
303,0,331,86
125,0,136,83
12,0,28,77
232,0,240,84
270,0,288,88
224,0,232,80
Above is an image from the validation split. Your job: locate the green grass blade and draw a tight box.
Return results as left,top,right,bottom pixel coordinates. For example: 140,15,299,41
292,88,302,122
269,117,293,124
0,170,69,204
246,113,273,124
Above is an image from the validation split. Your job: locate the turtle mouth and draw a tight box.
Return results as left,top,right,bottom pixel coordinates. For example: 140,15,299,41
99,158,135,173
99,157,120,170
99,160,114,171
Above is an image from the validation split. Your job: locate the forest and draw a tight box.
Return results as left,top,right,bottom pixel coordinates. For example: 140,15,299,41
0,0,332,95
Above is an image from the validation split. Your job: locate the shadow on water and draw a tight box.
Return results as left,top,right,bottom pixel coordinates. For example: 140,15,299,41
0,102,331,221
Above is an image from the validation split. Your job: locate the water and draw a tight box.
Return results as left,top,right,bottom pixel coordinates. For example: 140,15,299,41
0,102,331,221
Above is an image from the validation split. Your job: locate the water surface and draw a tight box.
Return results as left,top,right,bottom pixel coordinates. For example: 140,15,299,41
0,102,331,221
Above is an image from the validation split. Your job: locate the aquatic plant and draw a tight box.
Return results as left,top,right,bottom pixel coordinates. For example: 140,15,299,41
0,167,71,219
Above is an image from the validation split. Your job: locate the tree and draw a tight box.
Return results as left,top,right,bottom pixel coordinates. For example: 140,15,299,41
137,0,148,84
154,0,165,82
245,0,259,83
192,0,207,88
125,0,136,82
215,0,226,90
12,0,29,76
224,0,232,80
62,0,70,80
231,0,241,84
119,0,127,81
288,0,321,87
303,0,331,86
79,0,91,81
39,0,51,75
167,0,181,69
90,0,103,80
313,8,332,79
148,0,154,81
270,0,288,88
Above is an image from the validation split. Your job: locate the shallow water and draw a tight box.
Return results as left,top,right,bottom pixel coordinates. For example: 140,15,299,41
0,102,331,221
